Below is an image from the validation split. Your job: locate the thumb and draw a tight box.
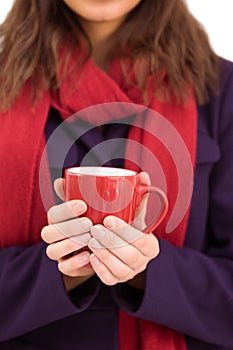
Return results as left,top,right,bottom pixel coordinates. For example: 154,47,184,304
54,178,65,201
138,171,151,186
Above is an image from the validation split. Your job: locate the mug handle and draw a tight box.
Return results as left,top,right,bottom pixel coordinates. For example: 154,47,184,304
136,184,169,233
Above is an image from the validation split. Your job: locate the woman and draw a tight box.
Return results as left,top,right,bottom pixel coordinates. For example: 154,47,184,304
0,0,232,349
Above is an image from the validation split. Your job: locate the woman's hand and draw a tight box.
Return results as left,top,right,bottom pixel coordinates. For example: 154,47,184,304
88,172,160,290
41,179,95,292
88,217,160,290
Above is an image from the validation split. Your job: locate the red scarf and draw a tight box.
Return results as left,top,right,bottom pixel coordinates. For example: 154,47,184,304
0,51,197,349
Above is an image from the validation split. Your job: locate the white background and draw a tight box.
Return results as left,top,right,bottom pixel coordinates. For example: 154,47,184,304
0,0,232,61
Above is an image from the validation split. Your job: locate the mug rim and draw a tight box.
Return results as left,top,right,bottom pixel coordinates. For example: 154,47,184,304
65,166,137,177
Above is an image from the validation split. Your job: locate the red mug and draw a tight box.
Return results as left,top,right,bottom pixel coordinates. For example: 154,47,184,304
64,166,168,233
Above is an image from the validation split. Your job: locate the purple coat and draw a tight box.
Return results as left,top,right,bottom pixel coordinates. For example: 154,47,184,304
0,58,233,349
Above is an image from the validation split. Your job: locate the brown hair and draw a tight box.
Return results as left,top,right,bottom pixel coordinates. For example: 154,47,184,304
0,0,220,111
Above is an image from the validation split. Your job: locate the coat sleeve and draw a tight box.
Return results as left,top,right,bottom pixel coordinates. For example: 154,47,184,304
112,61,233,348
0,242,100,341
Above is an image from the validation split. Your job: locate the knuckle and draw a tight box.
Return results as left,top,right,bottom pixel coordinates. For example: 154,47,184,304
41,226,50,242
103,277,117,286
68,257,79,271
55,222,69,239
126,271,135,281
64,238,77,252
97,249,109,261
129,250,141,266
58,261,76,277
68,238,86,253
46,245,56,260
57,261,67,275
47,205,57,223
137,262,147,274
119,269,133,281
123,275,133,283
135,234,147,249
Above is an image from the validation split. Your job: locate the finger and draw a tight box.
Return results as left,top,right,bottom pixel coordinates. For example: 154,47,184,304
89,235,143,273
134,172,151,230
103,216,159,257
137,172,151,208
41,217,92,243
89,225,146,271
103,217,144,245
89,253,121,286
46,233,91,260
58,251,94,277
90,224,129,249
54,178,65,201
138,171,151,186
47,200,88,224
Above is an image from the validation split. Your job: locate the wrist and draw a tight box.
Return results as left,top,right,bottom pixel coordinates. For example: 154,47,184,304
127,271,145,291
63,273,95,292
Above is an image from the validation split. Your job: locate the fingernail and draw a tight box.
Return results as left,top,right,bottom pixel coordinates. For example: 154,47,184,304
79,218,92,230
143,172,150,182
142,171,150,184
91,225,105,238
73,201,86,213
89,238,104,249
79,252,90,264
104,216,117,229
91,255,101,266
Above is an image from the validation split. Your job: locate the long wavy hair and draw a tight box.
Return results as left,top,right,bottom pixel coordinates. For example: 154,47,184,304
0,0,220,111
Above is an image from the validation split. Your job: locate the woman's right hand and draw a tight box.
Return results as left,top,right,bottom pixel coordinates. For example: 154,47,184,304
41,178,95,292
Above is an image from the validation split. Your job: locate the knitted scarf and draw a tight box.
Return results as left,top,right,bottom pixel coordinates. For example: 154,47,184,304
0,51,197,349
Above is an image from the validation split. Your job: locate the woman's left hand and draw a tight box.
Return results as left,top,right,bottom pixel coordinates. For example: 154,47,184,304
88,217,160,289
